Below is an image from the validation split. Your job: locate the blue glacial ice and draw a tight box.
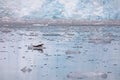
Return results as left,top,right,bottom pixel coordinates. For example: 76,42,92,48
0,0,120,20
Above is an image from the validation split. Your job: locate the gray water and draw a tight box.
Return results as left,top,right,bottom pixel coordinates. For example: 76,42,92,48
0,25,120,80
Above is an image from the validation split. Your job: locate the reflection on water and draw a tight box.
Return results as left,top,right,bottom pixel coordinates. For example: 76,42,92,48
0,25,120,80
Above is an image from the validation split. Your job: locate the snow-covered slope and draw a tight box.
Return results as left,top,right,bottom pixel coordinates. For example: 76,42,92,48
0,0,120,20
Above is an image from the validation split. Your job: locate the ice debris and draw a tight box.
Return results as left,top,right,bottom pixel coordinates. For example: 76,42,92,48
67,72,107,79
21,66,32,73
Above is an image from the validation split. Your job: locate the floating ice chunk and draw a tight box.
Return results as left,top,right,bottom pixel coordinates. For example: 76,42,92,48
88,37,113,44
21,67,26,73
43,33,61,36
21,66,32,73
65,50,81,54
32,24,48,26
1,28,12,33
1,17,11,21
67,72,107,79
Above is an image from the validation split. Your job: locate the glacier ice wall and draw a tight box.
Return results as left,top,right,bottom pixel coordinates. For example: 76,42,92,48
0,0,120,20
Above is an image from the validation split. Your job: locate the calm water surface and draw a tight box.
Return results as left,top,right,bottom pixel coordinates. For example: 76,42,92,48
0,25,120,80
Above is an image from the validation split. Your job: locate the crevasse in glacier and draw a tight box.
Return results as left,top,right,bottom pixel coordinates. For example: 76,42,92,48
0,0,120,20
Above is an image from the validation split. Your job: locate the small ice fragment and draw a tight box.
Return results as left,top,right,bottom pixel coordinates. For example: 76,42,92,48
101,73,107,79
27,68,32,72
65,50,80,54
21,67,27,73
21,67,32,73
67,72,107,79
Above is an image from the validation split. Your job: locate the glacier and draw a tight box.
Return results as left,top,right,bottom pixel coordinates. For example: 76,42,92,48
0,0,120,20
